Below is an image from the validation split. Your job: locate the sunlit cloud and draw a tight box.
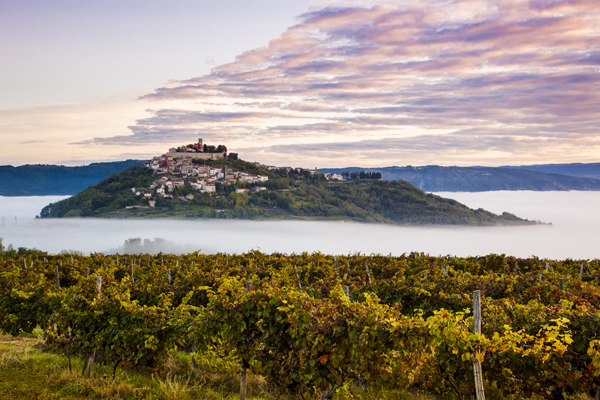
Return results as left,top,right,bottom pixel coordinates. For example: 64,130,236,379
82,0,600,166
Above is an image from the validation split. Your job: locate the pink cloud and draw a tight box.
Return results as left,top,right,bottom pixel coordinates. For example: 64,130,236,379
84,0,599,166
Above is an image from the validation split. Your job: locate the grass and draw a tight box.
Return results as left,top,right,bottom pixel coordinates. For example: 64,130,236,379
0,334,435,400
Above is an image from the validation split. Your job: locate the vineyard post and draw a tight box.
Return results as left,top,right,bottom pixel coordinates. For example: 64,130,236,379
23,257,27,270
55,265,60,288
344,286,350,298
365,261,372,284
580,264,584,280
240,281,252,400
168,269,171,284
84,267,90,278
293,265,303,291
96,276,102,294
131,261,135,284
473,290,485,400
560,278,564,292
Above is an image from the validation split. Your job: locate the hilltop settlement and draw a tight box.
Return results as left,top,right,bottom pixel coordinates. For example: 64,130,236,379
39,140,532,225
140,138,346,207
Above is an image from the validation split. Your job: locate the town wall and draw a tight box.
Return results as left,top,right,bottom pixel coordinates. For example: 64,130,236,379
166,150,227,160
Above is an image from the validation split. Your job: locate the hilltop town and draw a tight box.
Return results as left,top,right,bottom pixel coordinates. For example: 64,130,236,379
39,139,529,226
140,139,345,207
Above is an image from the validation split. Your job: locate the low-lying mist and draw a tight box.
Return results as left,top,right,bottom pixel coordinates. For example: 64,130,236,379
1,191,599,259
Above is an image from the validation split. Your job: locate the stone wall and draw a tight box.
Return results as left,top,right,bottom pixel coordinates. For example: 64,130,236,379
167,150,226,160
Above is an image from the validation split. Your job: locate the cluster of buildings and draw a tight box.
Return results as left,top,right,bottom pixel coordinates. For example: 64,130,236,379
136,140,348,208
140,149,268,206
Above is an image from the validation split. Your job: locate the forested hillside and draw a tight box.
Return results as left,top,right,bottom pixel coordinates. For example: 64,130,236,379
39,159,533,225
0,160,145,196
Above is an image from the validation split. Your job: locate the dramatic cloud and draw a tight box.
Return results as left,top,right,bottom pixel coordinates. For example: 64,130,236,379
86,0,600,166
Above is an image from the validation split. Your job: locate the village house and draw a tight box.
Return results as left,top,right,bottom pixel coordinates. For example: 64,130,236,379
202,183,216,193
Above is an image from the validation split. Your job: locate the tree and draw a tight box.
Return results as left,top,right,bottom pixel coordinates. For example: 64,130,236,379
228,152,239,160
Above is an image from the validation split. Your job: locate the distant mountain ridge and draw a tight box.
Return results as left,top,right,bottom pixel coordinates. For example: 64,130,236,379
2,160,600,196
319,164,600,192
0,160,146,196
500,162,600,180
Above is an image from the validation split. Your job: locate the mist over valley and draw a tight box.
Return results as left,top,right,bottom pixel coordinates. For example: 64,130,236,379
1,191,598,259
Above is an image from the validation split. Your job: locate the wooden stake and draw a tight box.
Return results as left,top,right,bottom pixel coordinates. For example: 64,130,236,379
293,265,302,290
84,267,90,277
343,286,350,297
473,290,485,400
580,264,584,280
560,278,564,291
96,276,102,294
240,281,252,400
55,265,60,288
365,261,372,284
87,349,96,378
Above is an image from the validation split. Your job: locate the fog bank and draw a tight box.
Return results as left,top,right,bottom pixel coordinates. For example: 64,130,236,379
1,191,599,259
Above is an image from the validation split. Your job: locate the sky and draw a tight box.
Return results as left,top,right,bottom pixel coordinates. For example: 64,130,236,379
1,0,599,168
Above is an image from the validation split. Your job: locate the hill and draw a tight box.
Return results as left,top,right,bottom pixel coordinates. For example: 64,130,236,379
319,165,600,192
39,158,534,226
502,162,600,180
0,160,146,196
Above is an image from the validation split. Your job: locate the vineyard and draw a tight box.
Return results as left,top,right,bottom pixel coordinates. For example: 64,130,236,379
1,251,600,399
